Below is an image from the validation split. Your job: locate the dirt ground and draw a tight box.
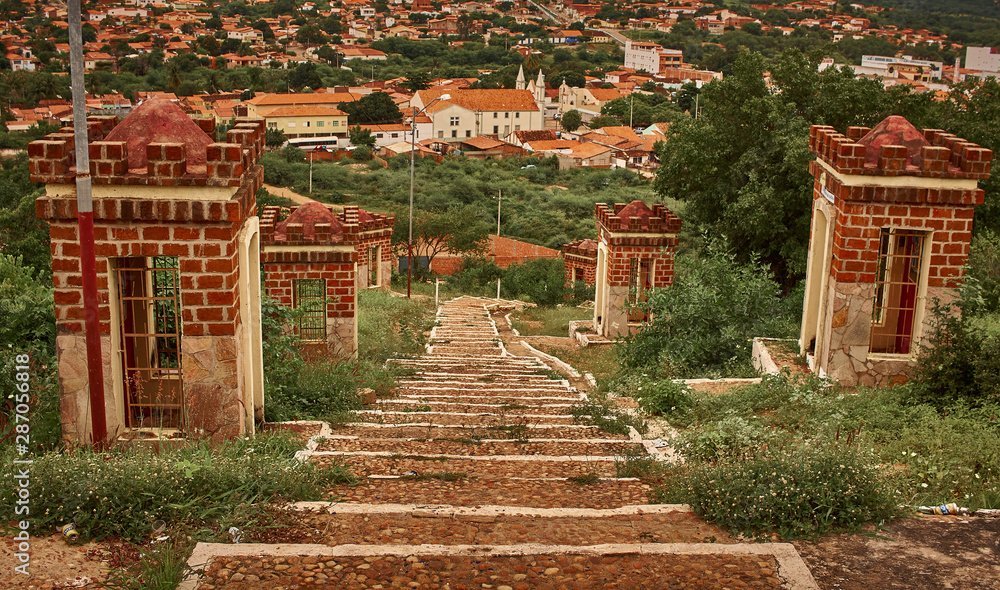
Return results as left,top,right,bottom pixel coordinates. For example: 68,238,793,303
0,533,121,590
794,515,1000,590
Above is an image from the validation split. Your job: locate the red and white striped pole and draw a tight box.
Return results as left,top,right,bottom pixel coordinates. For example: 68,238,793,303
68,0,107,447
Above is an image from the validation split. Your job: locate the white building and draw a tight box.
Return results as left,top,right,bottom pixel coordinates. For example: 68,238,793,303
624,40,683,75
965,47,1000,74
411,89,545,141
859,54,944,80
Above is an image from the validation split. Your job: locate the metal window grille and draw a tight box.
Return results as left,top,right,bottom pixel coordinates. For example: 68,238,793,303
627,258,652,323
294,279,327,341
870,230,926,355
115,256,184,429
368,245,380,287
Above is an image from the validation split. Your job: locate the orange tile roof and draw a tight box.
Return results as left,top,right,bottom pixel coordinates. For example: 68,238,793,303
420,88,540,113
248,92,361,106
265,105,347,117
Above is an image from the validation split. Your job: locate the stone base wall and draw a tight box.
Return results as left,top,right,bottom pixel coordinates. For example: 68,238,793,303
57,330,250,446
56,334,118,445
819,279,957,387
182,330,248,440
597,286,633,339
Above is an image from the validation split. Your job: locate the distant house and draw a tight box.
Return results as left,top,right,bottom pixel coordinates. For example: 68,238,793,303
453,136,526,159
411,88,545,141
426,235,561,275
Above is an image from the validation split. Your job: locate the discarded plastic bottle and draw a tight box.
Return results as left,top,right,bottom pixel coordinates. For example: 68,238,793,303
61,523,80,542
917,503,968,515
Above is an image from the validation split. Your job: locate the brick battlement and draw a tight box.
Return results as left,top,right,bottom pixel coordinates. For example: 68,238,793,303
262,203,395,247
339,205,395,235
595,201,682,234
810,122,992,180
28,115,265,188
562,238,598,260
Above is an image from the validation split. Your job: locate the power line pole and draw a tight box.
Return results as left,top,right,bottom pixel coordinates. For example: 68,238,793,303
69,0,107,448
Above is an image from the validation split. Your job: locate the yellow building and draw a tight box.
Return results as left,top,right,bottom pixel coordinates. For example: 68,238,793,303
246,93,359,148
262,105,349,139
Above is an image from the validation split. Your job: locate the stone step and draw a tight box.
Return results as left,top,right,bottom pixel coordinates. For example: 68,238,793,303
191,543,806,590
257,506,726,546
392,392,581,403
326,477,655,509
397,382,580,398
333,424,617,441
398,374,565,384
316,454,619,478
317,438,642,457
398,379,570,389
374,400,577,416
355,410,577,426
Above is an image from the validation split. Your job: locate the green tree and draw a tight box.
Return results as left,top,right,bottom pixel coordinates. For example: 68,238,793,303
296,24,326,46
349,126,376,149
588,114,621,128
0,153,49,272
402,72,431,92
265,127,287,148
561,109,583,132
288,62,322,90
339,92,402,125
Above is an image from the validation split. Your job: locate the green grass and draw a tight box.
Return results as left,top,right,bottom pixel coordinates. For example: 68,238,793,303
534,342,619,385
511,305,592,337
358,289,435,362
571,393,647,436
0,432,354,542
660,374,1000,511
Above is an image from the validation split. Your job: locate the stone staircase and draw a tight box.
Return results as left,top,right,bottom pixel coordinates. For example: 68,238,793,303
182,297,819,589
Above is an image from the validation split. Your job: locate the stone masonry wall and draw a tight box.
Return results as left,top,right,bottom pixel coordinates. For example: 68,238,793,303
262,250,358,358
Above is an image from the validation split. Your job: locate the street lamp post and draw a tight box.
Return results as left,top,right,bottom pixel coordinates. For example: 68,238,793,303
407,94,449,299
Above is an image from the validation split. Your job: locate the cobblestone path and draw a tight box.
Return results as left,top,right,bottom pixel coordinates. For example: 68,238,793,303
184,297,819,589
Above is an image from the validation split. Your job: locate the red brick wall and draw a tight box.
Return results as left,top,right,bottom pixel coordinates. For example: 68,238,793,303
811,164,980,290
262,251,357,320
599,234,678,289
563,254,596,286
39,192,256,337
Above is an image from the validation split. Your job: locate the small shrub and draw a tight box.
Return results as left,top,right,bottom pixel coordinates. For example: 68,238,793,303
912,301,1000,407
674,416,773,463
619,242,800,378
625,376,693,418
614,448,660,479
683,445,898,538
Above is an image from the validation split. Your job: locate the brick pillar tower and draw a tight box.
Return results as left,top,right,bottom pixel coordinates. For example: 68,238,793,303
31,99,266,443
260,202,358,359
562,238,598,287
802,115,992,386
593,200,682,339
341,206,395,290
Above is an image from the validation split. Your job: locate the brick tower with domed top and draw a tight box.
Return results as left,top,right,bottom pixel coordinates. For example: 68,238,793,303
592,200,682,339
801,115,992,386
30,98,266,444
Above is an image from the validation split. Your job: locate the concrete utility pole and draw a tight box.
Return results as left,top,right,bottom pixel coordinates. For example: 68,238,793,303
68,0,107,447
406,94,449,298
407,106,417,299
